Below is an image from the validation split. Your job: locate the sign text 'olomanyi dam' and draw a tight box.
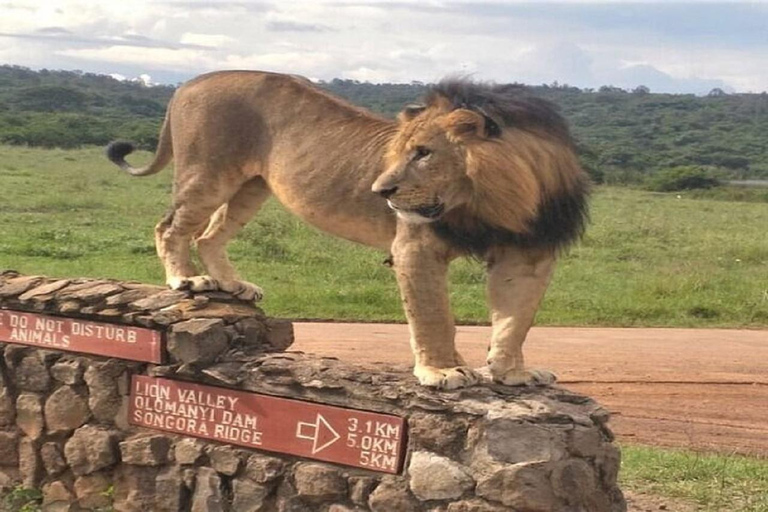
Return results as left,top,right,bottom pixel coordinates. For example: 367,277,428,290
129,376,407,473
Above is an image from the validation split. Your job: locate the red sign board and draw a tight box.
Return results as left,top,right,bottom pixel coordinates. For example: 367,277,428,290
129,376,407,474
0,309,162,363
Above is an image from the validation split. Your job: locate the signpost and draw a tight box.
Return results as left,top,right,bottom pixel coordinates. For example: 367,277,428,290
0,309,162,363
129,375,407,473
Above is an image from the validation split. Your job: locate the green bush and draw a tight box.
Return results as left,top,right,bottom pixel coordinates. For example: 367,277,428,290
645,166,721,192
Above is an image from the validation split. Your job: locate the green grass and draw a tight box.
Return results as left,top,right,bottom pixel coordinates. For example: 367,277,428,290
1,145,767,327
621,445,768,511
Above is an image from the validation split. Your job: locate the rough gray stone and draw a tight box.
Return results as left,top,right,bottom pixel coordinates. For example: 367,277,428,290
0,275,44,297
45,386,90,434
175,437,205,465
84,361,123,423
18,279,71,301
41,442,68,476
182,468,197,490
231,478,269,512
408,451,474,501
235,317,267,346
349,476,378,506
15,353,51,392
409,412,467,454
265,318,294,350
15,393,44,439
476,462,560,512
106,287,163,307
245,453,285,484
0,430,18,467
446,499,510,512
208,445,241,476
369,477,419,512
58,282,123,302
0,468,16,492
113,465,159,512
120,435,172,466
50,358,84,385
191,467,226,512
42,480,75,511
0,386,16,427
74,473,112,509
131,289,189,311
293,463,347,502
275,481,308,512
155,467,187,512
168,318,229,365
18,437,40,488
3,344,27,369
597,443,622,489
569,426,603,458
485,420,566,464
64,425,117,476
551,458,611,512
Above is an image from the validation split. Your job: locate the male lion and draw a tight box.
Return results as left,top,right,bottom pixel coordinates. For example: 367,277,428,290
107,71,588,390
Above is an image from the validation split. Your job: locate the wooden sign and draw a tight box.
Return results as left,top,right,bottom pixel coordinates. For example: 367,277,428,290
129,376,407,473
0,309,162,363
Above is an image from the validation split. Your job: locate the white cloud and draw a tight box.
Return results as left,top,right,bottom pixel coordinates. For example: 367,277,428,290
0,0,765,93
56,45,214,71
180,33,235,48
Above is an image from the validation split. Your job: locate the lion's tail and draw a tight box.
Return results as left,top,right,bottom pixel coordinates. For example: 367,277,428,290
106,107,173,177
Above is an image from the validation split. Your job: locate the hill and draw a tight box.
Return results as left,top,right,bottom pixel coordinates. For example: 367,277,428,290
1,65,767,182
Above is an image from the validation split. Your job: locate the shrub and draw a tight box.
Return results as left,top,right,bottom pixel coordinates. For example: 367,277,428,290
645,166,721,192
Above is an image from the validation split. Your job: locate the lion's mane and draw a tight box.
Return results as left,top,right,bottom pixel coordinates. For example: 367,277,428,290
426,80,589,256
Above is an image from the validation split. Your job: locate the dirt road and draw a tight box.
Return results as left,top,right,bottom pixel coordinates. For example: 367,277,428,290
292,323,768,456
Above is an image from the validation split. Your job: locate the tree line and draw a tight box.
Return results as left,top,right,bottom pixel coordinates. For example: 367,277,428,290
2,65,767,183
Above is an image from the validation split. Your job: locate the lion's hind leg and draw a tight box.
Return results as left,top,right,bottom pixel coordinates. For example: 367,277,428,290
485,246,558,386
195,178,270,301
157,170,248,295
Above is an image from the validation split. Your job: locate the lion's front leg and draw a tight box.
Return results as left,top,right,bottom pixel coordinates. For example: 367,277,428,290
392,224,481,390
486,246,557,386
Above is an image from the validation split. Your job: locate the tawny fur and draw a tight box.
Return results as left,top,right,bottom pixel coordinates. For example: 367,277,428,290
106,71,588,389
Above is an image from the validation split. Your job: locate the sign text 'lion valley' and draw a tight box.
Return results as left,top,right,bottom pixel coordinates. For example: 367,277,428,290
129,376,407,473
0,310,162,363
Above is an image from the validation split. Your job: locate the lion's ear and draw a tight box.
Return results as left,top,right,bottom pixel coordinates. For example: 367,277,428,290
440,109,501,142
440,109,487,142
397,104,427,123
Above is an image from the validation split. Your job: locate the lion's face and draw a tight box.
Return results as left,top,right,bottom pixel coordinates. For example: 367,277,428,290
373,108,483,224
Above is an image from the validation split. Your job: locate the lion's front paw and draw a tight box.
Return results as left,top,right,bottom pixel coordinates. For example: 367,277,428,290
491,367,557,387
219,280,264,302
187,275,220,292
414,365,482,390
167,275,220,293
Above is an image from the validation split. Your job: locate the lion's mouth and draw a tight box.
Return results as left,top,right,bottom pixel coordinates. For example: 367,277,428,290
387,200,445,222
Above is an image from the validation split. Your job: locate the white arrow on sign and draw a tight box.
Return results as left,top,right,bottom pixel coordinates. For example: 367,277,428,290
295,413,341,454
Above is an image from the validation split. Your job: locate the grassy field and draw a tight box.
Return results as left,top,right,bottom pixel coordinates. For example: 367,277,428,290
621,446,768,512
1,145,767,328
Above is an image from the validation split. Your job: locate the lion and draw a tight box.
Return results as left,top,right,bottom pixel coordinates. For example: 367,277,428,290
106,71,589,390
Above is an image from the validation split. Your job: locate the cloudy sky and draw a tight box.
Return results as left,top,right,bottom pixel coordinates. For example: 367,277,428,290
0,0,766,94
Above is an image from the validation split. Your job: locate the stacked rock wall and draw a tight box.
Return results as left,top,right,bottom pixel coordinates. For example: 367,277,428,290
0,271,626,512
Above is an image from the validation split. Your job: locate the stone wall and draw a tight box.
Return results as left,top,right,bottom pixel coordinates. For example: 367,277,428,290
0,271,626,512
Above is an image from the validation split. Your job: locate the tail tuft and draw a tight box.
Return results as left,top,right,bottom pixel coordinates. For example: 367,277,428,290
106,140,135,168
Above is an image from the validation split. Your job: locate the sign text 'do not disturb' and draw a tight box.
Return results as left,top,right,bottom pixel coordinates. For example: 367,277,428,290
0,309,162,363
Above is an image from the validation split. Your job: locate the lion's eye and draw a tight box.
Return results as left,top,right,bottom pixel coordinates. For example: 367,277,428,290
413,146,432,161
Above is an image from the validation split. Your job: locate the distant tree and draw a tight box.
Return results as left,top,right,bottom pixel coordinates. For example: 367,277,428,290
645,166,720,192
708,88,727,97
16,85,87,112
632,85,650,95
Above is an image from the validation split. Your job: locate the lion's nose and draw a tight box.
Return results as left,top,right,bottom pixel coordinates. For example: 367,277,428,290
374,185,398,199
